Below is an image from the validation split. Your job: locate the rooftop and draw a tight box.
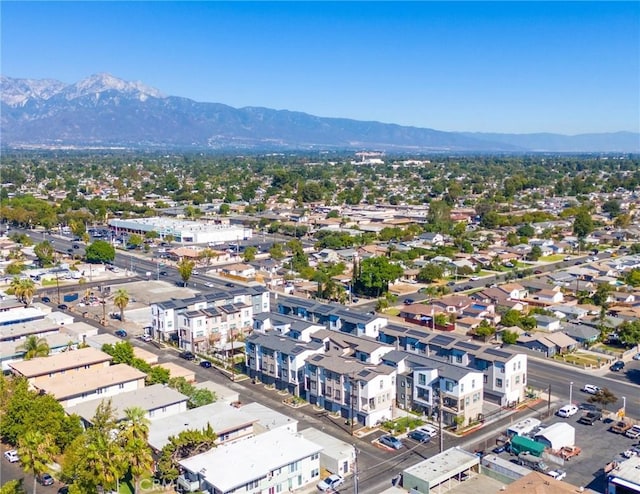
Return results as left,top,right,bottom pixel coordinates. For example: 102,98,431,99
9,347,112,378
404,447,479,485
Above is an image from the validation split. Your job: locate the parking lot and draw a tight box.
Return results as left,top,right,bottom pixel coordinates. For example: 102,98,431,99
489,405,640,492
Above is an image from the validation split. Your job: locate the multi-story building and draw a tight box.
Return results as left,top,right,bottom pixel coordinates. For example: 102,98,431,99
150,286,269,349
382,350,484,428
305,353,397,427
378,323,528,406
177,429,322,494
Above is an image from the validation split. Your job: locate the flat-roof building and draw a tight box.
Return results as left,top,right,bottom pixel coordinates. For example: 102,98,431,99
403,447,480,494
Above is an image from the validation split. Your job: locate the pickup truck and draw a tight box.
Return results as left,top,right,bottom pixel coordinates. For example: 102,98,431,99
559,446,581,460
610,421,633,434
578,411,602,425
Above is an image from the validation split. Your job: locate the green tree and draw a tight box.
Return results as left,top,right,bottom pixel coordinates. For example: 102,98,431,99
0,480,25,494
13,278,35,306
617,320,640,346
5,262,25,275
33,241,55,266
269,243,285,261
624,268,640,288
18,430,58,494
500,310,522,327
120,407,154,492
16,335,50,360
573,209,594,239
474,320,496,341
527,245,543,261
85,240,116,264
177,257,195,287
243,246,258,262
127,234,144,249
156,426,217,482
516,224,535,238
113,288,130,323
219,203,230,215
601,199,621,218
587,387,618,410
501,330,520,345
416,264,443,283
357,256,403,297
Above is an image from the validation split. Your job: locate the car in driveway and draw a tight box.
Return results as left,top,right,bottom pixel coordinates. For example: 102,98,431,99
4,450,19,463
379,435,403,450
41,296,51,303
317,474,344,492
610,360,625,372
199,360,212,369
57,304,68,310
403,298,415,305
37,473,55,486
407,430,431,443
114,329,127,338
557,404,579,418
179,351,196,361
582,384,600,395
139,333,152,342
57,487,69,494
633,352,640,361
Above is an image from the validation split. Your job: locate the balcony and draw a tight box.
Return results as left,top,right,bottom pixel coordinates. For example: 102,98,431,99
177,476,200,492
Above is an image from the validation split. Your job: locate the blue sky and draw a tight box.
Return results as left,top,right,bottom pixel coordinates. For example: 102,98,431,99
2,1,639,134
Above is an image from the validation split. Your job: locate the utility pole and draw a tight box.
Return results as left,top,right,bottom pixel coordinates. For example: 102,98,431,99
350,374,355,436
353,445,359,494
547,384,552,418
439,392,444,453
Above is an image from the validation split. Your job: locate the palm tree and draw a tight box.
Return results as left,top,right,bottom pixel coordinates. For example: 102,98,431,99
120,407,153,492
16,335,50,360
19,279,35,306
113,289,129,323
18,430,58,494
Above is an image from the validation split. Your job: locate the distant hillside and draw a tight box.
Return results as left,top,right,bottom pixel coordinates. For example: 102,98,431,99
1,74,638,153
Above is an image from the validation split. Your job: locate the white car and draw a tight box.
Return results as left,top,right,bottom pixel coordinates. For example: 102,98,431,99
582,384,600,395
547,469,567,481
317,474,344,492
417,424,438,438
557,404,579,418
4,450,19,463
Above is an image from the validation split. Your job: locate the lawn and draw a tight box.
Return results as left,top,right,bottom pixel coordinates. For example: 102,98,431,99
553,352,603,367
381,416,424,434
385,308,401,316
540,254,566,262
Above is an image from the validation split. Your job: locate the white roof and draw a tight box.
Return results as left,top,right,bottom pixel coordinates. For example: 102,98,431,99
240,402,298,432
148,402,256,451
404,447,479,484
179,429,322,492
300,427,355,461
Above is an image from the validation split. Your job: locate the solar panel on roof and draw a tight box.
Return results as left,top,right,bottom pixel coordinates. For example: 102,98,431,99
408,329,426,337
358,370,371,377
456,341,481,350
484,348,511,358
430,335,456,346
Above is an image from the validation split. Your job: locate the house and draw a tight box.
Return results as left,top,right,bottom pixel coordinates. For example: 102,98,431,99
65,383,189,426
606,455,640,494
402,447,480,494
177,428,322,494
220,263,256,279
518,332,578,357
418,232,445,246
533,314,562,332
550,304,589,320
497,283,529,300
529,288,564,305
561,323,600,345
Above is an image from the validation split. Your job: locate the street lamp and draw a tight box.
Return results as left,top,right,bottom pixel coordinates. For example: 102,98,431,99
569,381,573,404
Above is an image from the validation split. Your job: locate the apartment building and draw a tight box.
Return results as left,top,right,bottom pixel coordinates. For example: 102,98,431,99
177,429,322,494
382,351,484,428
305,353,397,427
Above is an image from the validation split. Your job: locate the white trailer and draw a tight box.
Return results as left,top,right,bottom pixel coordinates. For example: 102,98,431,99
507,418,541,437
534,422,575,450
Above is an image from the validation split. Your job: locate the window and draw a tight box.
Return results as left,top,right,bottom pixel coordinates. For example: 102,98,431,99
515,375,520,384
118,383,124,389
460,383,464,392
446,381,453,392
401,380,405,387
418,374,426,385
456,355,463,363
471,379,475,389
465,397,470,405
496,378,503,388
334,390,341,400
380,379,384,389
483,375,488,384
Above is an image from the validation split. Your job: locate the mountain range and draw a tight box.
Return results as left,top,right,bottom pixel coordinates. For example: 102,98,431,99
1,73,638,153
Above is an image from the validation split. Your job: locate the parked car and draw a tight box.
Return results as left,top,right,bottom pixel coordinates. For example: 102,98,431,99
578,402,598,412
610,361,625,372
633,353,640,361
578,411,602,425
58,487,69,494
4,450,19,463
610,421,633,434
379,435,403,450
41,296,51,303
179,351,196,361
114,329,127,338
559,446,581,460
408,430,431,443
625,425,640,439
557,404,579,418
159,270,168,276
38,473,55,486
205,282,214,287
317,474,344,492
417,425,438,438
546,469,567,481
199,360,212,369
403,298,415,305
581,384,600,395
57,304,68,310
139,334,152,342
